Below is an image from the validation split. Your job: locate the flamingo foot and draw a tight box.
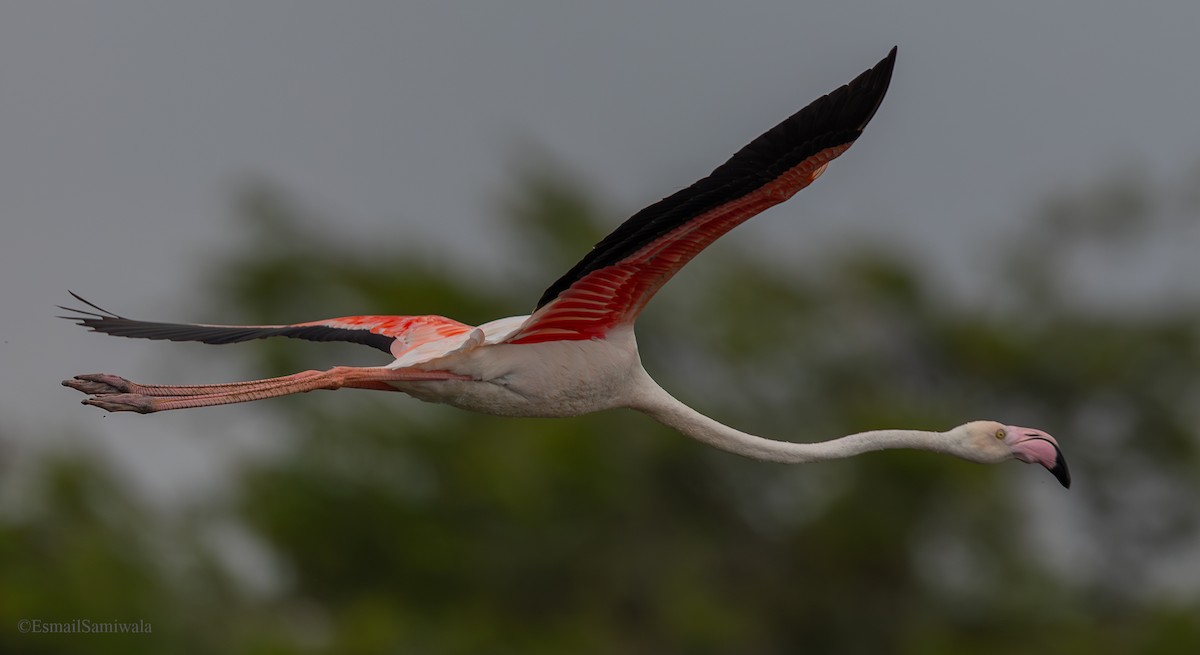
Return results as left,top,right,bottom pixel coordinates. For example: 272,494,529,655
81,393,158,414
63,373,135,395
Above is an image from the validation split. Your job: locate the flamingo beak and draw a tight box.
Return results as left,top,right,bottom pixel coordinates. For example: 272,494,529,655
1006,426,1071,488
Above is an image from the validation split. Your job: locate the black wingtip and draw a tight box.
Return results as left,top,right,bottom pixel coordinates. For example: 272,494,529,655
846,46,898,133
60,292,124,320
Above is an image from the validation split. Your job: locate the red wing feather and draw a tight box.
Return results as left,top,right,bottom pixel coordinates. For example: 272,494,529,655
508,48,895,345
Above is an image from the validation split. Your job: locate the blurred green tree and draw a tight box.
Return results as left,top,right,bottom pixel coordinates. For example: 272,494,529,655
0,449,260,655
215,162,1200,653
6,160,1199,654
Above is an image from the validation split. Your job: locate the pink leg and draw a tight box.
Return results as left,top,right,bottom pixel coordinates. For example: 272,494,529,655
64,366,470,413
64,371,328,397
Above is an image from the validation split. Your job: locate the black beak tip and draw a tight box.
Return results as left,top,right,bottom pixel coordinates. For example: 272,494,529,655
1049,446,1071,489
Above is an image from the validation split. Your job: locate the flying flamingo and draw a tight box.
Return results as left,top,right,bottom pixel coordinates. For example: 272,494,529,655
62,48,1070,488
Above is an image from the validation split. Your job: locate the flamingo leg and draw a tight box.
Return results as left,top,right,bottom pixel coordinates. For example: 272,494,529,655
63,366,470,413
64,371,330,397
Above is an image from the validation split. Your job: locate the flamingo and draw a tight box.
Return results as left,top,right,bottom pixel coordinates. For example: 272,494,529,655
61,47,1070,488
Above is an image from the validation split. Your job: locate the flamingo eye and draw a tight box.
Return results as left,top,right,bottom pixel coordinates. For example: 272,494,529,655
995,429,1006,440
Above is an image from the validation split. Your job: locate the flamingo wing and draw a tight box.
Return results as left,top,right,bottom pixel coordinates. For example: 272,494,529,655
59,292,473,356
506,47,896,345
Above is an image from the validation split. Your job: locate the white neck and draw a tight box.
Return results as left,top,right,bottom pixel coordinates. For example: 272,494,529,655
627,370,953,464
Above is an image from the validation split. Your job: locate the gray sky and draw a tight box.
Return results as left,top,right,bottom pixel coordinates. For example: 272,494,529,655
3,1,1200,500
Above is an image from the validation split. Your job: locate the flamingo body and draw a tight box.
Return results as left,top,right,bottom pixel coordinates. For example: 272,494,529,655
393,326,641,418
61,47,1072,489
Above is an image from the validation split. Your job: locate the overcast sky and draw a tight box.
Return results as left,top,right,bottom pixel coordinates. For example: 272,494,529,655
3,1,1199,499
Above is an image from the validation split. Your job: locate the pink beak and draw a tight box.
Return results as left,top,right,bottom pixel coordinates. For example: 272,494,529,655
1006,426,1071,488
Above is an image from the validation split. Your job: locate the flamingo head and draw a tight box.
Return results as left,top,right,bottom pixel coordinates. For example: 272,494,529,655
951,421,1071,488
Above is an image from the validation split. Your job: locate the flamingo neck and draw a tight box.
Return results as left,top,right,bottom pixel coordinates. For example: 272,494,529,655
628,371,950,464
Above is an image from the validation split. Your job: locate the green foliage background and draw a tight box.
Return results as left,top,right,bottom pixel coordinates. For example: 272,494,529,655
4,163,1199,653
